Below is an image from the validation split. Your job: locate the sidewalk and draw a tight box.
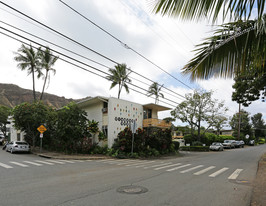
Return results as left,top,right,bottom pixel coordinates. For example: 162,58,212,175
250,152,266,206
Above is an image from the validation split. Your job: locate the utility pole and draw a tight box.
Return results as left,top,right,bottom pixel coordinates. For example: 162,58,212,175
237,103,241,140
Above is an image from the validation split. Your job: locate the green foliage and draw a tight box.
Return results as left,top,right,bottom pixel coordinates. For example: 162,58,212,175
147,82,164,104
112,127,175,157
12,102,53,147
258,138,265,144
230,109,252,138
0,105,11,138
180,146,209,152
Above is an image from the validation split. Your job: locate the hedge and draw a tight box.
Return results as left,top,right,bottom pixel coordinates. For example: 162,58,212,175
180,146,209,152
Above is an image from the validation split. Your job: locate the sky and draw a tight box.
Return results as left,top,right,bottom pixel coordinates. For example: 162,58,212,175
0,0,265,128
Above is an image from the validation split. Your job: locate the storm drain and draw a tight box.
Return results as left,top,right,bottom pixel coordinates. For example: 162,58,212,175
117,185,148,195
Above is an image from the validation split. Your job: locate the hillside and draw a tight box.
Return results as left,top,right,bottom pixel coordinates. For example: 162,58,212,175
0,83,85,108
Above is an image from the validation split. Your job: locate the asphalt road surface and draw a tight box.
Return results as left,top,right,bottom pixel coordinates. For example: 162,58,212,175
0,144,265,206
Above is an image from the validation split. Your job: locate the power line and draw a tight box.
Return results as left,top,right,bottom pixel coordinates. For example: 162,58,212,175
58,0,193,90
0,2,187,100
0,27,178,108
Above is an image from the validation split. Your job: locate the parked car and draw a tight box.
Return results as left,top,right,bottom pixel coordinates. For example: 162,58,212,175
209,142,224,151
5,141,30,154
249,140,255,146
235,140,245,148
222,140,236,149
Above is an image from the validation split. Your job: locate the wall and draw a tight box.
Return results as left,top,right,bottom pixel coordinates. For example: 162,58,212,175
107,97,143,147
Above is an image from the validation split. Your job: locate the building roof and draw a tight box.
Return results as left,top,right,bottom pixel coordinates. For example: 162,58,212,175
142,103,171,111
76,96,108,108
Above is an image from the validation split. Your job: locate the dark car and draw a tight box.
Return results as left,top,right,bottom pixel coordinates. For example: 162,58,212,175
235,140,244,148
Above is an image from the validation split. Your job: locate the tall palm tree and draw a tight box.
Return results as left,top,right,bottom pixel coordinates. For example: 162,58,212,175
152,0,266,93
39,47,59,100
14,44,42,101
106,63,132,99
147,82,164,104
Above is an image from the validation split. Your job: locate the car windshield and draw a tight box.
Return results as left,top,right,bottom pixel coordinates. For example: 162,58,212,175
224,140,229,143
212,143,219,145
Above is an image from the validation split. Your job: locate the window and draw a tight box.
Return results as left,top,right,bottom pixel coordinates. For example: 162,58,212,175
102,126,108,138
148,109,152,118
17,133,21,141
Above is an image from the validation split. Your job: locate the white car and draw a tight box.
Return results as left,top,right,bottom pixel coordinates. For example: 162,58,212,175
209,142,224,151
6,141,31,154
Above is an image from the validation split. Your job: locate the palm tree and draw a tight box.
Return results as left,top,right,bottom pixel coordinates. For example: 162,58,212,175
106,63,132,99
39,47,59,100
14,44,42,101
152,0,266,100
147,82,164,104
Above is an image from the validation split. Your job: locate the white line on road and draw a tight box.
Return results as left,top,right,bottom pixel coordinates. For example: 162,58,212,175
209,168,229,177
23,161,42,166
180,165,204,173
35,160,54,165
0,162,13,169
166,164,191,172
194,166,216,175
144,162,172,169
154,163,182,170
46,160,65,164
228,169,243,180
58,160,76,163
10,162,29,167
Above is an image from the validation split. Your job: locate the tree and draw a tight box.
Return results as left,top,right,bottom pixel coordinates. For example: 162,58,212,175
211,115,228,135
39,46,59,100
0,105,11,138
152,1,266,104
12,102,53,147
229,109,252,139
171,90,228,141
251,113,266,139
106,63,131,99
14,44,42,101
147,82,164,104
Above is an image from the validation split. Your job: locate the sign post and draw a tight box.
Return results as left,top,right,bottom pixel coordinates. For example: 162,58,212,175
130,120,137,155
37,125,47,153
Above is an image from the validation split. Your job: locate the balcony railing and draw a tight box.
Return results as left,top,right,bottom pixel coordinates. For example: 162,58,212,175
143,118,171,128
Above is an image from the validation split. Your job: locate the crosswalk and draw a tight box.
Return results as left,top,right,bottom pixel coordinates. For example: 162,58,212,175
97,159,244,180
0,158,244,180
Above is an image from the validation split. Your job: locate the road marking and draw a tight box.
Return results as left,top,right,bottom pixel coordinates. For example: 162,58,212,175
0,162,13,169
97,159,116,162
72,160,85,163
194,166,216,175
228,169,243,180
126,161,155,167
166,164,191,172
23,161,42,166
155,163,182,170
209,168,229,177
58,160,76,163
10,161,29,167
35,160,54,165
144,162,172,169
180,165,204,173
46,160,65,164
85,160,92,162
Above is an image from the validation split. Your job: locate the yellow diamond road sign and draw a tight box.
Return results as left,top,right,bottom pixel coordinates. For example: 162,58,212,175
37,125,47,133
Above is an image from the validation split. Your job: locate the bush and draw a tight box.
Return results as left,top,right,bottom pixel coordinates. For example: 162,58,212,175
258,138,265,144
180,146,209,152
172,141,180,150
192,141,203,146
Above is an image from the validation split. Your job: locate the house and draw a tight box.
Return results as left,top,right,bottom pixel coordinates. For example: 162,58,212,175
6,116,26,142
77,96,171,148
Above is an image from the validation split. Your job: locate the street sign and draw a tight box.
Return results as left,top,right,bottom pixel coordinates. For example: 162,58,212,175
40,133,43,138
130,120,137,134
245,134,249,139
37,125,47,133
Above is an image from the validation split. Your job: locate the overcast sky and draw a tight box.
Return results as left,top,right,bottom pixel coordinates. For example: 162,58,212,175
0,0,265,127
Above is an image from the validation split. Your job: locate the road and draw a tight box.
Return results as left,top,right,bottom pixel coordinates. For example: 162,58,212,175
0,144,265,206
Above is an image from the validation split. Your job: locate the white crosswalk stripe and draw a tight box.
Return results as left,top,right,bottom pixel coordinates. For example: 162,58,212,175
0,162,13,169
144,162,172,169
46,160,65,164
59,160,76,163
209,167,229,177
194,166,216,175
10,161,29,167
228,169,243,180
35,160,54,165
180,165,204,173
154,163,182,170
167,164,191,172
23,161,42,166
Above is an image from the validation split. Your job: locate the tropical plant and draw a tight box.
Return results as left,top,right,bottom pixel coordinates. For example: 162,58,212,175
106,63,132,99
147,82,164,104
251,113,266,139
39,46,59,100
14,44,42,101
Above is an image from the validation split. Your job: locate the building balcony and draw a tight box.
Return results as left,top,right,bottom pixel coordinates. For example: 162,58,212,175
143,118,171,129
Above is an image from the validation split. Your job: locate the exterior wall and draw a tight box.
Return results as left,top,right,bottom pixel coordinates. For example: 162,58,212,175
7,117,26,142
107,97,143,147
152,109,158,119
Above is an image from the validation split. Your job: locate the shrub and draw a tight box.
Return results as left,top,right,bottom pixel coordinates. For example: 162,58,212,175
180,146,209,152
258,138,265,144
192,141,203,146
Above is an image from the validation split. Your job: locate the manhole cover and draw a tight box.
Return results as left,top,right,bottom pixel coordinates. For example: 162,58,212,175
117,185,148,194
